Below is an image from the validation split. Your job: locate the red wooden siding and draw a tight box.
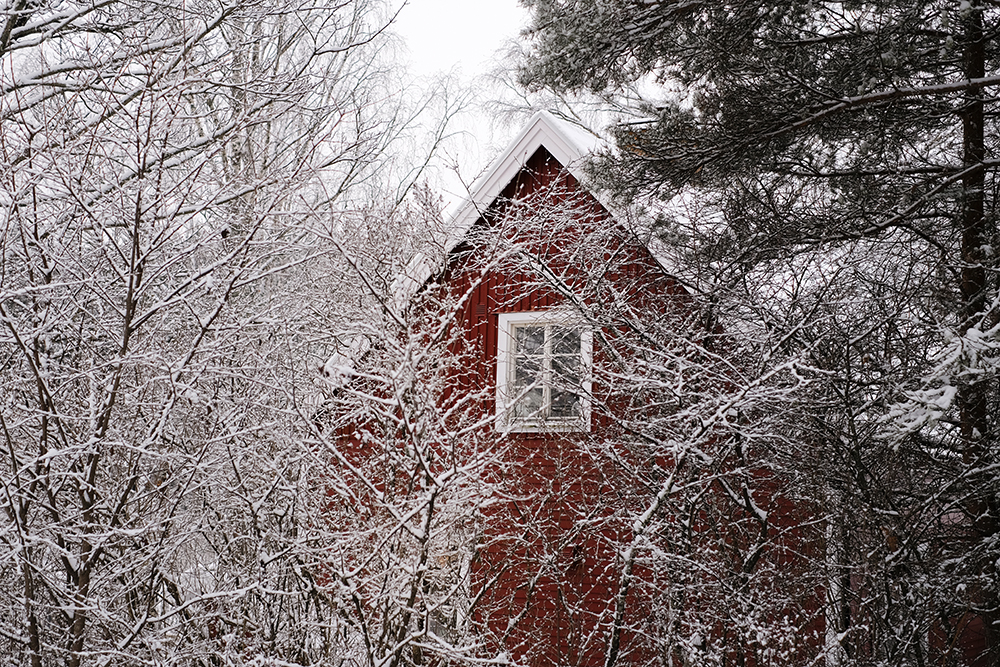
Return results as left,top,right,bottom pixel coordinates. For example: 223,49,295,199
440,146,683,667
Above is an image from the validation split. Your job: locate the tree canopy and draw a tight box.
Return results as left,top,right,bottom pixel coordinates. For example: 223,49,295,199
0,1,463,664
520,1,1000,664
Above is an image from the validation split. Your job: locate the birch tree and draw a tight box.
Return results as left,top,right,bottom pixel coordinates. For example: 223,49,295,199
0,1,455,664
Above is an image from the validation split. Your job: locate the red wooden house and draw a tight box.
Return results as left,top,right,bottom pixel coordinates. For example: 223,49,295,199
355,111,993,667
326,110,996,667
407,112,709,667
330,112,943,667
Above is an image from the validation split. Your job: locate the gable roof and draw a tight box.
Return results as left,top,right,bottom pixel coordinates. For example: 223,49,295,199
443,111,606,255
323,113,612,383
391,112,607,315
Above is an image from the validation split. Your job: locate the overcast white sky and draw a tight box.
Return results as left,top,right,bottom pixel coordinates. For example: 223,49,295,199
389,1,535,209
393,0,529,78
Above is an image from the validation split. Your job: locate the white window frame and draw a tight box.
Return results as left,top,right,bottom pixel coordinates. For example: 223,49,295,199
495,310,592,433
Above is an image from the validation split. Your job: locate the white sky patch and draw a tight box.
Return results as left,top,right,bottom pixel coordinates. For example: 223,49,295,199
392,1,536,211
393,0,528,78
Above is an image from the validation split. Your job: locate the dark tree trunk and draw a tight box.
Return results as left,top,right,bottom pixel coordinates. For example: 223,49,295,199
960,1,999,661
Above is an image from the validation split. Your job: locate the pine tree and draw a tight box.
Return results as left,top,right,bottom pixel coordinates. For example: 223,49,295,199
520,1,1000,664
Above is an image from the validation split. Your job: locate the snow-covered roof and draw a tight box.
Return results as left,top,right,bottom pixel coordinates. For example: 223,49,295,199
323,111,675,389
391,111,607,315
324,112,612,388
442,111,605,255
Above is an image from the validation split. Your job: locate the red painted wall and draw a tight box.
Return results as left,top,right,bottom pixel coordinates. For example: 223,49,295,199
439,147,684,667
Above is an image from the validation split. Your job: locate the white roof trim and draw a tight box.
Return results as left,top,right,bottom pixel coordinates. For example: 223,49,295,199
390,111,606,317
444,110,604,253
324,112,672,389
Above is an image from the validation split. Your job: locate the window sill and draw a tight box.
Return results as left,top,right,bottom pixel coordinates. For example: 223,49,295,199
496,417,591,434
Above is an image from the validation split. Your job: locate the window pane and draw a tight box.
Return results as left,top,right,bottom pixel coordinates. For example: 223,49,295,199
515,326,545,355
514,356,542,387
551,355,581,386
550,388,580,418
513,387,544,419
551,343,582,419
551,327,580,355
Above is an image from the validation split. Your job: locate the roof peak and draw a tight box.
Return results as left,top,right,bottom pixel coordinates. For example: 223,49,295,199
446,111,603,244
390,112,608,318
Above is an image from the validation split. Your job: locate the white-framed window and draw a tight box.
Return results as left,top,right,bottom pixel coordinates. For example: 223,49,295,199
496,311,592,433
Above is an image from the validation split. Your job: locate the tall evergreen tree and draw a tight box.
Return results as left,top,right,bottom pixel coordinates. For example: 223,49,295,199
520,1,1000,664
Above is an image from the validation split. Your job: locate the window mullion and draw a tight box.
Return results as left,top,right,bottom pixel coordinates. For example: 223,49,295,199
543,324,552,417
